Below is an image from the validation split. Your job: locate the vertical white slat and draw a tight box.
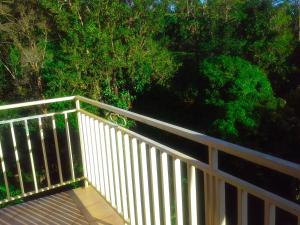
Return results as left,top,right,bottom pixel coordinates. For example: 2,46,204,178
0,139,10,199
161,152,171,225
132,138,143,225
264,201,276,225
24,120,38,192
89,118,99,189
76,100,88,187
188,165,197,225
204,172,210,225
105,124,116,207
110,127,122,213
64,113,75,181
141,142,151,225
85,116,95,185
51,116,63,184
238,189,248,225
38,118,51,187
150,147,161,225
218,179,226,225
117,130,129,220
124,134,136,225
99,122,110,201
10,122,24,194
174,158,183,225
95,120,105,195
81,114,91,185
209,146,226,225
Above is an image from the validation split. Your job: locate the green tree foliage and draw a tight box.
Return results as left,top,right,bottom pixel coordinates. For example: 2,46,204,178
40,0,177,109
200,55,280,137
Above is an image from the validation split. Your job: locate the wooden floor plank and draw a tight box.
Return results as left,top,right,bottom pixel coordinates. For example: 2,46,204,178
0,186,124,225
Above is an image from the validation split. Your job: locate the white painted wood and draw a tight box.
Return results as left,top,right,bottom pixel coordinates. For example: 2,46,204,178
81,114,91,187
0,109,76,125
117,130,129,220
238,189,248,225
76,99,88,187
140,142,151,225
0,139,10,199
10,122,24,194
99,122,110,201
24,120,38,192
204,172,210,225
218,179,226,225
78,109,300,217
38,118,51,187
51,116,63,184
64,113,75,181
105,124,116,207
0,96,75,111
95,120,105,195
124,134,136,225
110,127,122,213
264,202,276,225
132,138,143,225
161,152,171,225
150,147,161,225
174,158,183,225
89,118,99,189
188,165,197,225
76,96,300,180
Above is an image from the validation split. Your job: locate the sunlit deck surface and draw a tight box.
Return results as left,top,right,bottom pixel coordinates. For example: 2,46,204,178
0,186,124,225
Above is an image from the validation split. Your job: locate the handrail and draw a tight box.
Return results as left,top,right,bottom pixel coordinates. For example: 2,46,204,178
0,96,75,111
76,95,300,180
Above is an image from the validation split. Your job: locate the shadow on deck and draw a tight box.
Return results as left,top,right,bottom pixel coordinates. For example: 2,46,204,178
0,186,124,225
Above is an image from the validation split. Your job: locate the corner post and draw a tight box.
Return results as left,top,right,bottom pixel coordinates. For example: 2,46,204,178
76,98,88,187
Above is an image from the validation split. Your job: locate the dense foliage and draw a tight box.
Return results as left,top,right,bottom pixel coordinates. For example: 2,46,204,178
0,0,299,158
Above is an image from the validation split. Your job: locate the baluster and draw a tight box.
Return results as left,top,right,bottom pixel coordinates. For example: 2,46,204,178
81,114,91,184
85,116,95,185
132,138,143,225
10,122,24,194
38,118,51,187
188,165,197,225
105,124,116,207
0,138,10,199
161,152,171,225
95,120,105,195
99,122,110,201
150,147,161,225
117,130,129,220
238,189,248,225
124,134,136,225
24,120,38,192
141,142,151,225
64,113,75,181
89,118,98,189
264,201,275,225
110,127,122,213
174,158,183,225
51,116,63,184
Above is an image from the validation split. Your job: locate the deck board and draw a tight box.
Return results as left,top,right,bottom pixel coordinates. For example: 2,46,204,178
0,186,124,225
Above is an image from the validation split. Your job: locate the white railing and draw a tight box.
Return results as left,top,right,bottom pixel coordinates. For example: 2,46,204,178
0,96,299,225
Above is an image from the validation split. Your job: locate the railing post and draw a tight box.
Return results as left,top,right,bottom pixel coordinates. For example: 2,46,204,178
207,146,226,225
76,99,88,187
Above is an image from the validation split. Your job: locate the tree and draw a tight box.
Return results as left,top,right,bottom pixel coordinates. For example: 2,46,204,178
200,55,280,137
40,0,177,109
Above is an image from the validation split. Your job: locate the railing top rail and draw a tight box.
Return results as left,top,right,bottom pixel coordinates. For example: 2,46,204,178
0,96,76,111
76,95,300,180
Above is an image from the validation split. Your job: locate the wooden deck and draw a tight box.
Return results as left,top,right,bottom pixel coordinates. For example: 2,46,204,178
0,186,125,225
